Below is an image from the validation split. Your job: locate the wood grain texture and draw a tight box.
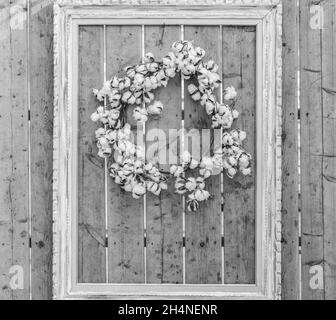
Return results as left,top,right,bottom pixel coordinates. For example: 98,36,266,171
29,0,54,299
78,26,106,283
0,0,30,300
222,26,256,284
281,0,300,300
55,0,280,6
300,0,324,300
184,26,222,284
106,26,145,283
321,0,336,300
144,25,183,284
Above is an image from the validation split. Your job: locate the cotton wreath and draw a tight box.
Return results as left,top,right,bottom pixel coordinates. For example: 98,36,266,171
91,40,252,212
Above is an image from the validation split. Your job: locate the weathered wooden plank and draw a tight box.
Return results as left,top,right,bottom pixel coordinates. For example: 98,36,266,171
78,26,106,283
106,26,145,283
222,26,256,284
300,0,324,300
0,0,30,300
281,0,300,299
322,0,336,300
144,25,183,284
29,0,54,299
184,26,222,284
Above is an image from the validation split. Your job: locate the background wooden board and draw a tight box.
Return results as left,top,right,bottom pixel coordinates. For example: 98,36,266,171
106,25,145,283
321,0,336,300
184,26,222,284
281,0,300,300
78,26,106,283
0,0,30,300
29,0,54,299
144,25,183,284
1,0,336,299
222,26,256,284
300,0,324,300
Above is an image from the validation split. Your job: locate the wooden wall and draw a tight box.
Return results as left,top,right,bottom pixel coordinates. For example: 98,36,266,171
76,24,256,285
0,0,335,299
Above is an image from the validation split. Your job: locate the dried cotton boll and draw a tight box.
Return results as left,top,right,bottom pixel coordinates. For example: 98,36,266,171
159,182,168,191
239,153,250,169
189,159,199,170
224,86,237,100
228,156,238,167
232,109,239,119
227,167,237,178
134,73,145,86
205,101,216,115
241,168,251,176
185,177,197,192
222,133,234,146
149,62,159,73
132,184,146,199
200,168,211,179
95,127,106,138
188,83,198,95
175,177,187,194
133,107,148,123
135,64,147,74
125,66,136,79
111,77,119,89
172,41,184,53
165,68,176,78
181,150,192,164
143,92,154,104
144,52,155,63
194,189,210,202
196,177,205,190
93,88,104,102
145,162,154,172
201,157,214,170
239,130,247,141
90,111,101,122
147,101,163,115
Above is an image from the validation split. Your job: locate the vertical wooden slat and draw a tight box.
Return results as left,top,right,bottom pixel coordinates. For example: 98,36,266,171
281,0,300,299
78,26,106,283
184,26,222,284
144,25,183,284
321,0,336,300
30,0,54,299
300,0,324,300
222,26,256,284
106,26,145,283
0,0,29,300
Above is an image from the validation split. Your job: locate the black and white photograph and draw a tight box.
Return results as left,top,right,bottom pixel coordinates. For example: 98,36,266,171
0,0,334,303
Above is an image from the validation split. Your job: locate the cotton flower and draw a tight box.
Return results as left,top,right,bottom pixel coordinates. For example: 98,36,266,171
224,86,237,100
134,73,145,86
181,150,192,164
189,159,199,170
132,184,146,199
147,101,163,115
175,177,187,194
241,168,252,176
133,107,148,122
144,52,155,63
227,167,237,178
232,109,239,119
194,189,210,202
185,177,197,191
91,106,108,123
170,165,184,177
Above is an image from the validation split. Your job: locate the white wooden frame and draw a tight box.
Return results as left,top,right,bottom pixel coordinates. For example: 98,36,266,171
53,0,282,300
